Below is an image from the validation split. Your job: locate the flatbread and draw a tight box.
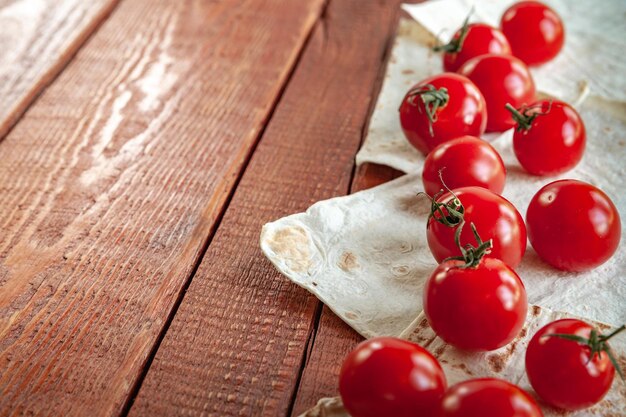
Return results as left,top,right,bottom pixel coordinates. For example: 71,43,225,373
298,306,626,417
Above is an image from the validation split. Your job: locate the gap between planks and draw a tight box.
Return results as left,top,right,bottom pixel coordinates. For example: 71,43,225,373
286,4,405,416
118,1,332,414
286,301,324,417
0,0,328,415
124,0,409,415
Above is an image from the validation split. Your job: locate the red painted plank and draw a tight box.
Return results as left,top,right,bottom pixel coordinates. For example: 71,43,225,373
128,1,404,416
0,0,323,415
0,0,119,139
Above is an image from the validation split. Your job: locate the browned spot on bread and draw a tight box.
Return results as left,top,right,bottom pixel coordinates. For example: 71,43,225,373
518,327,527,339
595,321,611,331
338,251,360,272
434,343,447,357
487,354,505,373
532,305,541,316
401,69,414,75
344,312,359,320
266,226,312,273
419,317,429,328
452,363,473,376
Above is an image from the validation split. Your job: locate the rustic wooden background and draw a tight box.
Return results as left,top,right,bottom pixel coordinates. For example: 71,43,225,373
0,0,408,415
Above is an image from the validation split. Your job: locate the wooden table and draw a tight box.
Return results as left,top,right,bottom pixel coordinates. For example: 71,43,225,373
0,1,411,415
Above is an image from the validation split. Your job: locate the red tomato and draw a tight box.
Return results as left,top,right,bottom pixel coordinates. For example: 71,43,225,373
526,319,624,410
439,378,544,417
501,1,564,66
526,180,621,271
459,54,535,132
339,337,447,417
436,22,512,72
399,73,487,155
509,100,585,175
422,135,506,197
424,258,527,350
427,186,527,268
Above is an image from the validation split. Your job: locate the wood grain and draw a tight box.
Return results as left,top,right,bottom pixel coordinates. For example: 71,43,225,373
290,7,410,416
351,162,404,193
0,0,119,140
289,167,404,417
127,1,403,416
0,0,324,415
290,174,405,415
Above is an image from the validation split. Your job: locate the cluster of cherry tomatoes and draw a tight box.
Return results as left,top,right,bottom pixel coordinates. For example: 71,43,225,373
339,321,624,417
338,2,624,416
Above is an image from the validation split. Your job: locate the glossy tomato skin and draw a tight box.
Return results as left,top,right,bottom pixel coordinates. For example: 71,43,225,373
526,319,615,410
501,1,564,66
422,135,506,196
459,54,535,132
526,180,621,271
339,337,447,417
443,23,512,72
513,100,585,175
439,378,544,417
424,259,527,351
427,187,527,268
400,73,487,155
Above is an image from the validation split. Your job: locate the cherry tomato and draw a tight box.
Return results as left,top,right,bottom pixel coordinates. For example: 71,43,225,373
509,100,585,175
526,180,621,271
339,337,447,417
427,186,527,268
436,22,512,72
424,258,527,350
422,135,506,197
399,73,487,155
526,319,624,410
501,1,564,66
439,378,544,417
459,54,535,132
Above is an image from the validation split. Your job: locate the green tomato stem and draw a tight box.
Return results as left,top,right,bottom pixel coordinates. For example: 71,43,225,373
546,324,625,381
433,8,473,54
421,171,493,269
403,84,449,137
505,101,553,132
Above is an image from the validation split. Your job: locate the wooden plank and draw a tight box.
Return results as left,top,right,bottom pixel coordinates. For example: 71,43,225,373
291,307,362,415
290,177,404,415
0,0,119,140
0,0,324,415
290,11,410,417
289,35,406,416
127,1,403,416
351,162,404,193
